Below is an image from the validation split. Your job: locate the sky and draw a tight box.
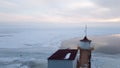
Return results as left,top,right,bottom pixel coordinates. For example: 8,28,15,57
0,0,120,27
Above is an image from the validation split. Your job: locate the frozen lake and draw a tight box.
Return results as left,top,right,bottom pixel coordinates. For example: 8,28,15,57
0,27,120,68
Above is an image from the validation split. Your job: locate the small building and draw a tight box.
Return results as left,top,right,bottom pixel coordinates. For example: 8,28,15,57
48,49,78,68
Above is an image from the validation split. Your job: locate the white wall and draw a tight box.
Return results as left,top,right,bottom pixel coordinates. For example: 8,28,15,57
48,60,73,68
72,55,78,68
48,55,78,68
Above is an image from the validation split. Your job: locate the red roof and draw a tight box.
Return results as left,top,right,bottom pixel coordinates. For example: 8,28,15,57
80,36,91,42
48,49,78,60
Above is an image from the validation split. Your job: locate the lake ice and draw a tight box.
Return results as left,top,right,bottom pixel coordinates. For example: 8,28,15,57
0,27,120,68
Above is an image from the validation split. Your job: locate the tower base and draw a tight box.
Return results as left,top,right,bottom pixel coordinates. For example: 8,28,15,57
77,47,93,68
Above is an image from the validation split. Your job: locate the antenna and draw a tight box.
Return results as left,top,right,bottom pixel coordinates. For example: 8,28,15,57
84,25,87,36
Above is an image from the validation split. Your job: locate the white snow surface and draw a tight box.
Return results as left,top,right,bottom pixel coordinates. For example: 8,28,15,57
0,28,82,68
91,53,120,68
0,28,120,68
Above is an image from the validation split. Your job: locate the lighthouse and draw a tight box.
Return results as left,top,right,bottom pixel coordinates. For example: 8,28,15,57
48,26,94,68
78,26,93,68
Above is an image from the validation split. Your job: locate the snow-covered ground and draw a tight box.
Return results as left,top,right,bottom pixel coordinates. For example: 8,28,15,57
92,53,120,68
0,28,120,68
0,28,82,68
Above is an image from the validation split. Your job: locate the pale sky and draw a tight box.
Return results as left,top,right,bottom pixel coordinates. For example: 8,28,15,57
0,0,120,26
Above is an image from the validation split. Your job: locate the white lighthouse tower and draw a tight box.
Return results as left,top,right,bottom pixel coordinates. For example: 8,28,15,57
78,26,93,68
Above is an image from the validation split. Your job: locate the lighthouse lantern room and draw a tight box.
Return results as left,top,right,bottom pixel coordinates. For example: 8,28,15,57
80,36,92,49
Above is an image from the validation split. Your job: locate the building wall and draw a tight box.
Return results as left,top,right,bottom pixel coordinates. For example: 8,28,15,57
72,55,78,68
48,60,73,68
